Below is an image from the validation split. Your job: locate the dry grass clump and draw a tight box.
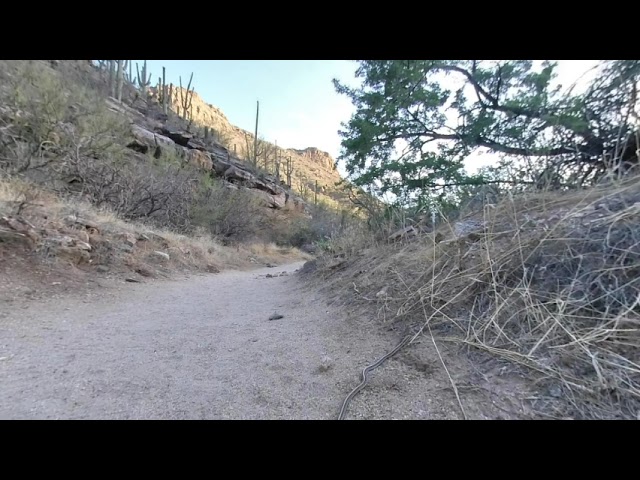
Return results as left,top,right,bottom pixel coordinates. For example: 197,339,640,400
425,178,640,418
315,175,640,419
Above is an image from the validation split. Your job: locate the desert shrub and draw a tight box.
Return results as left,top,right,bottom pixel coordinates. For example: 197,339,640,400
0,60,131,176
190,179,269,241
277,217,317,248
0,60,339,250
0,61,205,233
65,149,204,231
273,202,358,248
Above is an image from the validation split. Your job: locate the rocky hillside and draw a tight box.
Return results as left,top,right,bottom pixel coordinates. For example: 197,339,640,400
117,97,302,213
151,85,351,211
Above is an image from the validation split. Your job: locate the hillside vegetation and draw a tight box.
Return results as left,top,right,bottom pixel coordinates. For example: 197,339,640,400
307,60,640,419
1,60,360,290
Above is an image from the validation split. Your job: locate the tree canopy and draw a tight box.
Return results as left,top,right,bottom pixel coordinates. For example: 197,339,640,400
334,60,640,207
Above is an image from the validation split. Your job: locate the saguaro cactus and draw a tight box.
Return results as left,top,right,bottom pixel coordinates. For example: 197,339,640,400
253,100,259,168
297,174,310,200
285,156,294,188
162,67,168,115
121,60,129,82
179,73,195,128
116,60,124,101
108,60,116,97
315,180,318,205
271,140,277,175
135,60,152,97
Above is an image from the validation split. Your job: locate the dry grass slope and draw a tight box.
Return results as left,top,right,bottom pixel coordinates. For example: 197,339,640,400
0,175,308,275
309,175,640,419
0,59,312,292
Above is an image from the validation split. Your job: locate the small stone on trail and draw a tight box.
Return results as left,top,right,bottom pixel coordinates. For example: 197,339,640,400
125,278,141,283
317,355,333,373
268,313,284,321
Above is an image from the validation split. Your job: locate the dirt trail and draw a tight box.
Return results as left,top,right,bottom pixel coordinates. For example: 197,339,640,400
0,262,520,420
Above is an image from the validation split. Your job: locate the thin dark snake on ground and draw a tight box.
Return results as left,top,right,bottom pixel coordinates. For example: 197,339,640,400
337,334,414,420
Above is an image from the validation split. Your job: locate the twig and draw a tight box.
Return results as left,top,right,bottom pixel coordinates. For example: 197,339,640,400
426,321,467,420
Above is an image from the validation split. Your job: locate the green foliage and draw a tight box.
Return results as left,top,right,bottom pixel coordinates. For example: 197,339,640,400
334,60,640,209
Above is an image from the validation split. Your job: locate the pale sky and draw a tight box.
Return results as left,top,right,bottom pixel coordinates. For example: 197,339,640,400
133,60,601,176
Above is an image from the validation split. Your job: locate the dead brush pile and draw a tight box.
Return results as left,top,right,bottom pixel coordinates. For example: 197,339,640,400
315,175,640,419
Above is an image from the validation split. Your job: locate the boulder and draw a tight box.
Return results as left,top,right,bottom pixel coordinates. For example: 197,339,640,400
269,191,287,209
126,139,149,154
157,128,192,147
224,165,254,184
187,137,208,151
249,190,286,210
253,177,280,196
211,157,233,176
130,124,177,158
186,149,213,171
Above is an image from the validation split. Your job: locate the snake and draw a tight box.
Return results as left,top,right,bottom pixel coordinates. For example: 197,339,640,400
337,333,414,420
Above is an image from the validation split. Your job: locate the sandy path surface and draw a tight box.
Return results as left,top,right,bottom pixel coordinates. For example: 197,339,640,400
0,262,489,420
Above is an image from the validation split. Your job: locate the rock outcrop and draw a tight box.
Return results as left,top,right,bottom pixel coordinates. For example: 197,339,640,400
292,147,336,172
147,85,345,210
123,118,301,211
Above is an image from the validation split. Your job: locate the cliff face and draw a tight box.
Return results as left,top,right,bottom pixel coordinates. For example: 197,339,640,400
292,147,336,172
151,85,348,209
